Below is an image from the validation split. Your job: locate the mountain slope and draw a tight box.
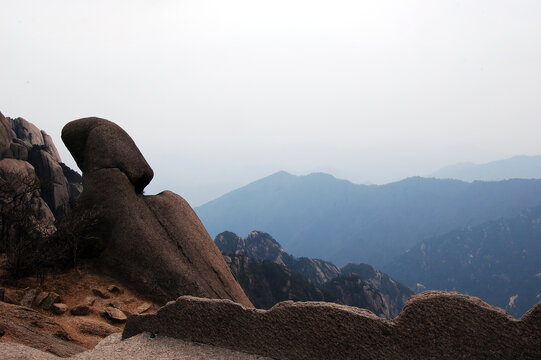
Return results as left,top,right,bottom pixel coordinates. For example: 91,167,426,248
215,230,340,284
196,171,541,266
341,263,413,317
431,155,541,182
383,206,541,317
216,231,413,317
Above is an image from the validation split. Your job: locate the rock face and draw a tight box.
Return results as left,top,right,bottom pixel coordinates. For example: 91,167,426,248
341,263,414,317
216,231,412,317
61,117,251,307
224,254,328,310
216,231,340,284
0,301,86,357
124,292,541,360
27,146,70,220
0,112,13,157
0,112,82,224
0,158,57,241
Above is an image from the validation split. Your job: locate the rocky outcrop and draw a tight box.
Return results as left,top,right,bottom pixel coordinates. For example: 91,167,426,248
0,112,14,157
215,231,340,284
216,230,412,317
224,254,327,310
321,273,392,318
0,112,81,223
287,257,341,284
0,301,86,357
124,292,541,360
0,158,57,236
61,117,251,307
10,117,45,148
27,146,70,220
342,263,414,317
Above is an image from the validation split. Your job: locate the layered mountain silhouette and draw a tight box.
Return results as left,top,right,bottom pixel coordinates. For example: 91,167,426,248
196,171,541,266
1,114,539,359
430,155,541,182
215,231,413,318
384,205,541,317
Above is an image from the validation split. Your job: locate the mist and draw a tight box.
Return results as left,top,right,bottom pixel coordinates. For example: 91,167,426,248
2,0,541,205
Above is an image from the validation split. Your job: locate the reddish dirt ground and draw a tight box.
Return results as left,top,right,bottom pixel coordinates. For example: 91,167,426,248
0,256,157,349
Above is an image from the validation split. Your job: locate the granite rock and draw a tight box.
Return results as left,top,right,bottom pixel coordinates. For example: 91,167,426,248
61,117,251,307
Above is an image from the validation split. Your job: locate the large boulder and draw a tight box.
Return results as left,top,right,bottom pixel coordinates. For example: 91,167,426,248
61,117,252,307
62,117,152,194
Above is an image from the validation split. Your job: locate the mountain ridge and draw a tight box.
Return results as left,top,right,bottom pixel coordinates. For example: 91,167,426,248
430,155,541,182
215,230,414,317
383,205,541,317
196,171,541,266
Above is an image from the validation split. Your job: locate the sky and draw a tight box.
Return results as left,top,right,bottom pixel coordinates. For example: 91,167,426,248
2,0,541,206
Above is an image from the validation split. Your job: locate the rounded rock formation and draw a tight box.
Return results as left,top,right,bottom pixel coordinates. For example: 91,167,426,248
61,117,252,307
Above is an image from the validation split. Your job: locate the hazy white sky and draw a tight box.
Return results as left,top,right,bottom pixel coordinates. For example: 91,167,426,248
2,0,541,205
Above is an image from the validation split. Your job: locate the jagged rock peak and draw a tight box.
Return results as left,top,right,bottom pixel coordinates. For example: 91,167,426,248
216,230,288,265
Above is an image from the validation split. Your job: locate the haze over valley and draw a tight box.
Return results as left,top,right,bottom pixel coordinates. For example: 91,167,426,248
2,1,541,358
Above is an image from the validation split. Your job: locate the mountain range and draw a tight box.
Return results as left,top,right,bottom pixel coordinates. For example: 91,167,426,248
215,231,414,318
383,205,541,317
430,155,541,182
196,171,541,267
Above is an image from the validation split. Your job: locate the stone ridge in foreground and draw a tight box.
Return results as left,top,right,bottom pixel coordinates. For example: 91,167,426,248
123,291,541,360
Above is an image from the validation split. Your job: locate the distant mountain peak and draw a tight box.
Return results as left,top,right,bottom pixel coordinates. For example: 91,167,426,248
430,154,541,182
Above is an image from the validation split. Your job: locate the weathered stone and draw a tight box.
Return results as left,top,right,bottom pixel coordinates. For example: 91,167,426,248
0,112,13,157
0,158,56,232
92,288,110,299
8,142,28,160
27,148,69,220
61,117,252,307
10,117,44,147
20,288,38,307
51,303,68,315
104,307,127,323
107,284,122,294
0,157,35,178
75,318,119,338
0,301,85,357
3,289,24,305
41,130,62,163
41,292,61,310
136,302,152,314
61,117,153,193
108,300,121,309
84,296,96,307
70,305,90,316
33,291,49,307
124,292,541,360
